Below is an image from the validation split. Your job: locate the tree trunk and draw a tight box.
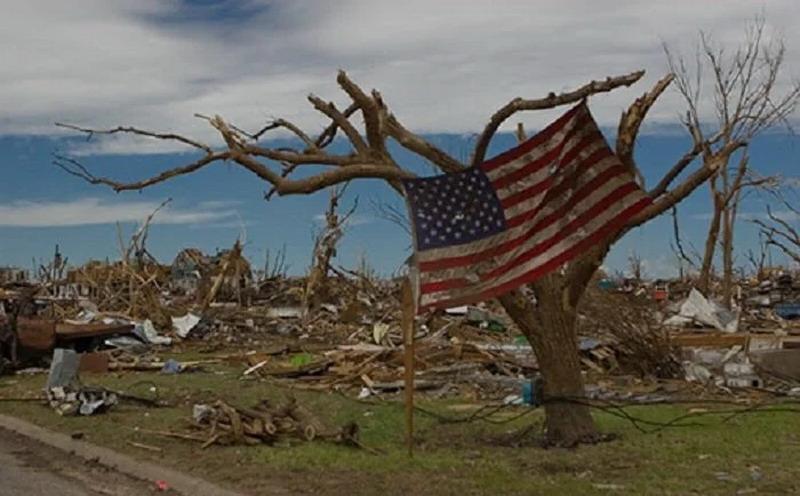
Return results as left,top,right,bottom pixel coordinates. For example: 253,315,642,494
721,204,736,309
699,196,722,294
498,286,599,446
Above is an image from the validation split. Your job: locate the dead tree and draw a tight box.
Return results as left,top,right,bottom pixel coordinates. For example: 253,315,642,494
54,23,795,446
305,184,357,312
666,17,800,301
746,231,770,280
627,251,645,283
670,206,702,280
753,202,800,265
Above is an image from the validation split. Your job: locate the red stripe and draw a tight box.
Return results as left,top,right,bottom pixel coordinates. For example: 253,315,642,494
481,103,585,173
420,181,641,293
505,147,614,228
500,177,552,209
418,197,651,311
483,183,642,279
498,135,607,210
419,154,623,273
490,115,594,190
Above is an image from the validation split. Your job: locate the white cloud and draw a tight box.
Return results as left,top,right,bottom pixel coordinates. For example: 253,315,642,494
1,1,799,155
0,198,238,227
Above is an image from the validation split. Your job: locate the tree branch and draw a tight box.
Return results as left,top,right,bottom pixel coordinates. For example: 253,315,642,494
307,95,369,154
385,113,465,174
616,73,675,179
55,122,213,153
53,152,229,192
470,70,645,167
336,71,387,158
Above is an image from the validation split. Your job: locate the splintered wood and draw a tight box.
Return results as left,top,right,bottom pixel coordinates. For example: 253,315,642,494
193,397,360,449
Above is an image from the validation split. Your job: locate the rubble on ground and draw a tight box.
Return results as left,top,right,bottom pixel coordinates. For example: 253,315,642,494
191,397,360,448
4,247,800,429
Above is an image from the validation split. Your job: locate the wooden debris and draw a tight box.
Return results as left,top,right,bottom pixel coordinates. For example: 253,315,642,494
126,441,163,453
193,397,361,449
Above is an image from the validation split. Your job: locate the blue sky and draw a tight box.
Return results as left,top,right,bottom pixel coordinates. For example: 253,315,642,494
1,1,799,278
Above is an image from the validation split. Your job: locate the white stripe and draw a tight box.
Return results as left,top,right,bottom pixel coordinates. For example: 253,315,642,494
419,188,646,306
484,108,587,181
493,125,603,202
498,139,609,219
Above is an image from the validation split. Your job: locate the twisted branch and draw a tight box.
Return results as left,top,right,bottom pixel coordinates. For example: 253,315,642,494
470,70,645,167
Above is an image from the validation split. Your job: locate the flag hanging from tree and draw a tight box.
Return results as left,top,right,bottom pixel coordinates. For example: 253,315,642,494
402,102,651,311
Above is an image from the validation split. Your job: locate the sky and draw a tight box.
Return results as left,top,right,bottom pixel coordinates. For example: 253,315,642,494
1,1,799,279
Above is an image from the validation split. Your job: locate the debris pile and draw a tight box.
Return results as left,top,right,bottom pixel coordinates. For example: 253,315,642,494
191,397,360,448
47,385,118,416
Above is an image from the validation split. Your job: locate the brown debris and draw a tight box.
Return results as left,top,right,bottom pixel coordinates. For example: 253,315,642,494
192,397,360,449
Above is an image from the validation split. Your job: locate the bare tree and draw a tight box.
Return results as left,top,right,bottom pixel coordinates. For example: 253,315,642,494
666,16,800,301
54,20,794,444
627,251,645,282
753,202,800,265
305,184,357,312
670,206,701,280
263,244,289,280
746,231,770,280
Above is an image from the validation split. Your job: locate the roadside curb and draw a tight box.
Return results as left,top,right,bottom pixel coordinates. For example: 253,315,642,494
0,413,266,496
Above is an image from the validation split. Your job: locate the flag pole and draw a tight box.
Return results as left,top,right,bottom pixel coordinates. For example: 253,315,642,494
401,276,415,457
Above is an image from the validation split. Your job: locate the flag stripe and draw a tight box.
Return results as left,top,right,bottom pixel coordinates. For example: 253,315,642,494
504,145,613,227
481,104,586,173
483,111,587,183
499,140,609,211
489,115,593,191
418,197,650,310
493,124,601,205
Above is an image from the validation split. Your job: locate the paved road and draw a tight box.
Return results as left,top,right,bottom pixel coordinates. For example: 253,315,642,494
0,427,163,495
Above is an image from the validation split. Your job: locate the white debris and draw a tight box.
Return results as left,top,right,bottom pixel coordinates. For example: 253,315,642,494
172,313,201,338
664,288,739,332
138,319,172,345
372,323,390,344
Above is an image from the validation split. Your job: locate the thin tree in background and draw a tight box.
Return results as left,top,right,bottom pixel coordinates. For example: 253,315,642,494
666,16,800,301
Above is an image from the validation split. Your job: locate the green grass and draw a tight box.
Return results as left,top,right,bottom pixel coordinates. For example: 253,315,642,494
2,357,799,495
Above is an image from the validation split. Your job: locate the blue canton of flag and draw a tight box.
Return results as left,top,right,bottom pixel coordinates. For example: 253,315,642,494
404,167,506,250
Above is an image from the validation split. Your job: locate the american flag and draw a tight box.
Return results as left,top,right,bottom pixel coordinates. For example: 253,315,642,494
402,102,651,312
